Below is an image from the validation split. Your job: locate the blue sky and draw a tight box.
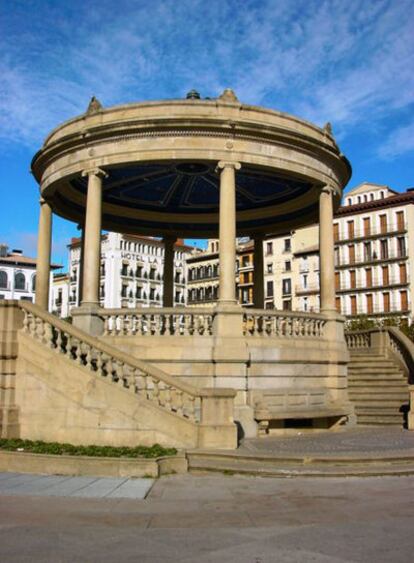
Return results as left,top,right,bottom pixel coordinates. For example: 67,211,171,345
1,0,413,268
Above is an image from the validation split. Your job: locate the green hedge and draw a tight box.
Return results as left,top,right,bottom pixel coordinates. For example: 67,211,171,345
0,438,177,458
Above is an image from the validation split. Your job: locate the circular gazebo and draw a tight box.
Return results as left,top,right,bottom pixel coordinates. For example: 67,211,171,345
32,88,350,318
31,89,353,434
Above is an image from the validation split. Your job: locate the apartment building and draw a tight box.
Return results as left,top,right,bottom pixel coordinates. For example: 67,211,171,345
187,239,254,307
51,232,194,316
0,243,60,306
269,183,414,320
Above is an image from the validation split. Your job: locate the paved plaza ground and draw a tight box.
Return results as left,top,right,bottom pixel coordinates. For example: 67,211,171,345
0,471,413,562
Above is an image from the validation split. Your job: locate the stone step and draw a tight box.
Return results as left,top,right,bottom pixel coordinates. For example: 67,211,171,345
186,451,414,477
348,391,409,400
348,375,408,389
348,367,404,374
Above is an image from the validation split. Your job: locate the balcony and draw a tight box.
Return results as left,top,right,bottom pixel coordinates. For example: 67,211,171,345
335,221,407,243
337,276,409,293
336,249,408,268
295,283,319,295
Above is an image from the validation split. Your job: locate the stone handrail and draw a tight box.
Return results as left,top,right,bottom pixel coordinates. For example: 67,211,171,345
101,307,214,337
345,327,414,385
344,330,372,349
18,301,222,424
243,309,326,338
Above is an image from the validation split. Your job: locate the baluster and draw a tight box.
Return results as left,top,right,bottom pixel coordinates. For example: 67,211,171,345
44,322,54,348
188,314,195,336
152,378,160,404
55,329,63,352
208,314,213,336
174,389,184,415
105,356,113,378
96,351,104,376
85,345,93,370
187,395,196,421
103,316,110,336
164,385,172,411
22,312,29,333
65,335,73,359
75,340,83,365
184,314,191,336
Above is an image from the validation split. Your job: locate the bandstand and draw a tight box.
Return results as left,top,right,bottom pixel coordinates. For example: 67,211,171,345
25,89,354,444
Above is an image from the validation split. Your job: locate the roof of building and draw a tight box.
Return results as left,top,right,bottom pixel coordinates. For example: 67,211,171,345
335,188,414,217
69,234,195,251
346,182,398,196
0,253,61,269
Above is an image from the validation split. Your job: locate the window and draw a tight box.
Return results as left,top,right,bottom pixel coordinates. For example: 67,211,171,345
266,280,274,298
380,240,388,260
121,285,127,298
302,297,308,312
365,268,372,287
383,292,390,312
136,286,142,299
121,263,128,276
363,217,371,236
401,290,408,312
282,278,291,296
0,271,7,289
347,220,354,239
399,263,407,284
350,295,357,315
242,255,250,267
282,300,292,311
14,272,25,290
335,271,340,290
302,274,308,289
333,223,339,241
267,263,273,274
397,237,406,257
349,244,356,264
284,238,291,252
370,193,374,201
363,242,371,262
366,294,373,314
336,296,341,313
364,195,368,202
266,242,273,256
149,288,156,300
350,270,356,289
380,214,387,234
396,211,405,231
285,261,291,272
357,196,361,203
382,265,389,286
347,198,352,205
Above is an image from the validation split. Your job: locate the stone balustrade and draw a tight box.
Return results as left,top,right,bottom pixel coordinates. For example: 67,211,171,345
101,307,214,337
243,310,326,338
345,331,371,349
22,304,201,422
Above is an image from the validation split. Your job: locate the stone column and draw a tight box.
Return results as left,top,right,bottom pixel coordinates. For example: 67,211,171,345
319,184,336,314
81,168,106,306
77,224,85,305
253,235,264,308
35,197,53,310
217,161,241,305
72,168,106,336
163,237,176,307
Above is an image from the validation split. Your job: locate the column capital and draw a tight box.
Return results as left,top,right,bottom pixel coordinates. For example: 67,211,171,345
217,161,241,172
321,183,338,196
39,197,50,206
82,167,108,179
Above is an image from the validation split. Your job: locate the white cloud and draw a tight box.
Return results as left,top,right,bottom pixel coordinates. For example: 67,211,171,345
378,119,414,160
0,0,413,159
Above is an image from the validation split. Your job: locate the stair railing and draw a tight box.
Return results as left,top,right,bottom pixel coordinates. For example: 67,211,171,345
18,302,237,436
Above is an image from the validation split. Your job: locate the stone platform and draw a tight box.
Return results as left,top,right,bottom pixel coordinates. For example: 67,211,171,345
188,428,414,477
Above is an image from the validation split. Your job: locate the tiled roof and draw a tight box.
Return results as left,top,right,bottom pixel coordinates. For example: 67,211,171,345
335,190,414,217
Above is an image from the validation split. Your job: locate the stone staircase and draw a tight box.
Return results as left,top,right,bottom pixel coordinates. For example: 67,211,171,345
348,353,410,427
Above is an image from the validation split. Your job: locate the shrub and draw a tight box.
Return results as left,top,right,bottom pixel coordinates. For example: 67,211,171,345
0,439,177,458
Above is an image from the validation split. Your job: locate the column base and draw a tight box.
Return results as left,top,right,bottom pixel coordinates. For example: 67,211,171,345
72,304,104,336
213,302,244,338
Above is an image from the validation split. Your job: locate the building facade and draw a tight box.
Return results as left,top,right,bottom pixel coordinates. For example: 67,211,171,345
51,233,194,316
266,183,414,320
0,244,59,306
187,239,255,307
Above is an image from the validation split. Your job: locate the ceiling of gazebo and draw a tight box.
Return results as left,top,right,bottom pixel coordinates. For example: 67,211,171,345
69,161,312,215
